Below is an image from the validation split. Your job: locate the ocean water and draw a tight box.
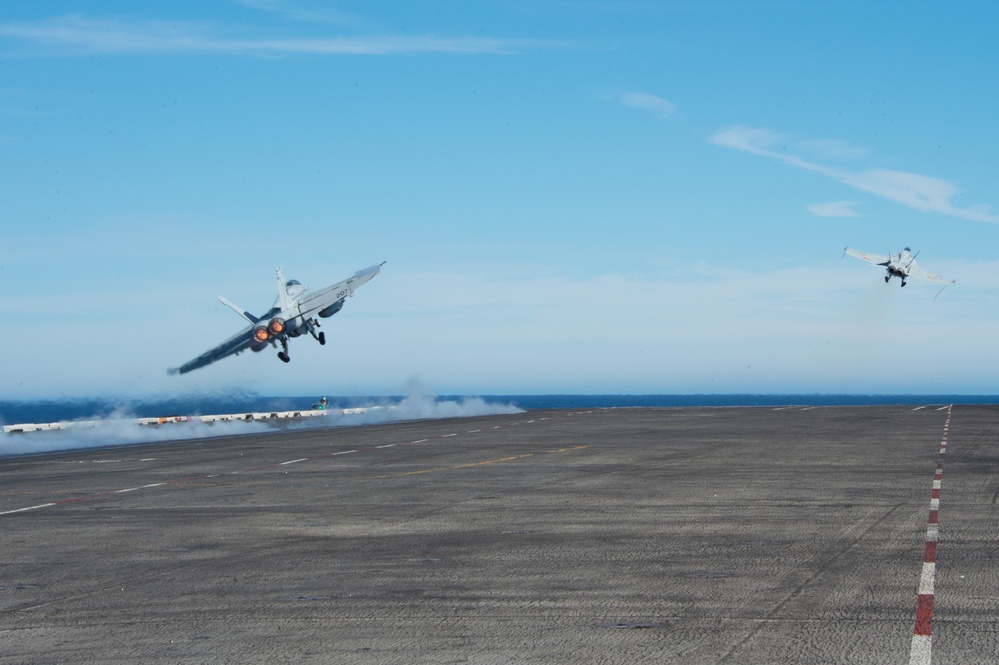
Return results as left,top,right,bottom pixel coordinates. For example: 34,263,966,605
3,393,997,458
2,394,997,426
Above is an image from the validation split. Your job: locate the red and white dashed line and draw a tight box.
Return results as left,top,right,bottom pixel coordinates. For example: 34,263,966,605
908,404,951,665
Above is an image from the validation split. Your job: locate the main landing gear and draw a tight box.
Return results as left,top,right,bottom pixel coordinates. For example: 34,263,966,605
307,319,326,346
274,320,327,364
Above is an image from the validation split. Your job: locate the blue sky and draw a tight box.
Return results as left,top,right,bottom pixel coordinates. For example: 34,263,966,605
2,1,998,399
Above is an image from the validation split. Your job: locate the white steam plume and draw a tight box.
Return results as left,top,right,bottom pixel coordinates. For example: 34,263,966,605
1,394,523,457
301,394,523,428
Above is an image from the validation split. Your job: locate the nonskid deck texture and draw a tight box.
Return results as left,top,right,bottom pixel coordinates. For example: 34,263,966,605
2,406,997,664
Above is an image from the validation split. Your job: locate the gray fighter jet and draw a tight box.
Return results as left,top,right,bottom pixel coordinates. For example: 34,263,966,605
170,263,383,374
844,247,953,288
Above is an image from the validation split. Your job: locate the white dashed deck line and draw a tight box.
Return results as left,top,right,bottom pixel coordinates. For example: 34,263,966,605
0,503,57,516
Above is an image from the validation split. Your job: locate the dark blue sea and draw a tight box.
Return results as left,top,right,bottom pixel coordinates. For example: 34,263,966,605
2,394,997,426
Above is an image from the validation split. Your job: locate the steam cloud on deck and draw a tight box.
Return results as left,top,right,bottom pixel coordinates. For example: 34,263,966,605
0,395,523,458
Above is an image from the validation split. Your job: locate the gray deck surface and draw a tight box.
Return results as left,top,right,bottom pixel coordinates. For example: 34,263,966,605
2,405,997,664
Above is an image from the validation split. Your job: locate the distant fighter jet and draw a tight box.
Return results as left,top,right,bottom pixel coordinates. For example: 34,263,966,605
170,263,384,375
843,247,954,288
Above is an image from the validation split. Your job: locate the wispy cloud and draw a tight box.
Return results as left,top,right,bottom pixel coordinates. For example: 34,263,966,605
0,15,554,56
234,0,360,26
711,125,999,223
796,138,870,161
616,91,676,119
808,201,860,218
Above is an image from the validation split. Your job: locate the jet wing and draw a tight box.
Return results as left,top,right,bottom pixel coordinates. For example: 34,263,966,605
907,262,955,285
296,263,384,318
844,247,890,266
169,326,256,375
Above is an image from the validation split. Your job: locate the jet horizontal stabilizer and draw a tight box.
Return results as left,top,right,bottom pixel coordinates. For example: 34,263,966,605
218,296,260,324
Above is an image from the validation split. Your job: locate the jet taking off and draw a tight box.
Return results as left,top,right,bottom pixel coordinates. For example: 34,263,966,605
170,263,384,375
844,247,954,288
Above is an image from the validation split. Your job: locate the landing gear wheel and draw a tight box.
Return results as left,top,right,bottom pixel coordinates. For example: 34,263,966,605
885,275,890,283
278,351,290,363
318,331,326,346
901,281,906,287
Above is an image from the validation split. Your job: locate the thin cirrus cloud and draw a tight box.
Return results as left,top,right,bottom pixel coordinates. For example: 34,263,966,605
711,125,999,224
617,91,676,119
233,0,360,26
0,15,554,56
807,201,861,218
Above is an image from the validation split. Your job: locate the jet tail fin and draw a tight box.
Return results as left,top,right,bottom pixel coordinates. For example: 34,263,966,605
276,266,293,313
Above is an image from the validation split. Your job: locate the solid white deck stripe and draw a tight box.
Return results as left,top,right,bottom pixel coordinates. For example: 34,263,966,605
0,503,56,515
909,635,932,665
918,562,936,595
